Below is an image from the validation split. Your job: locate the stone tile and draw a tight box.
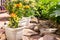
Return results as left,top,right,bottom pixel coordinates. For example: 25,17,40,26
38,37,43,40
43,35,56,40
22,29,38,36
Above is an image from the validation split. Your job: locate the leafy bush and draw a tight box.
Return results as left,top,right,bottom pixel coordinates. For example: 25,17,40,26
50,4,60,23
36,0,60,19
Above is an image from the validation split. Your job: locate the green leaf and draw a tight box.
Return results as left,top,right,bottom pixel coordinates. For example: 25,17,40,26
50,9,60,17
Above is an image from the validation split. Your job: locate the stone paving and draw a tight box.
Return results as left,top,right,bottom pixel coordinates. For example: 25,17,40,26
22,28,60,40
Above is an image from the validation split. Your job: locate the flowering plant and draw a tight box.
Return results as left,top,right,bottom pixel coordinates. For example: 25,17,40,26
6,0,36,28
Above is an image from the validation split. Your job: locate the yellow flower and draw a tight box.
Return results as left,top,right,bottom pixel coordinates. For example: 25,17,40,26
24,5,30,9
24,0,29,2
11,0,17,1
10,13,17,17
14,4,16,7
19,3,22,7
16,4,20,7
15,3,22,7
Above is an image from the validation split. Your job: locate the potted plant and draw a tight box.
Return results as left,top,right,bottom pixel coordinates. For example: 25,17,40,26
5,0,37,40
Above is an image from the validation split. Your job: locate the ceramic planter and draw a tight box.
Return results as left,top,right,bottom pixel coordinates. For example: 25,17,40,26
5,17,31,40
5,27,25,40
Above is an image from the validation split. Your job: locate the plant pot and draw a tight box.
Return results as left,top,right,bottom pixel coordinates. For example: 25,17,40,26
5,17,31,40
5,27,25,40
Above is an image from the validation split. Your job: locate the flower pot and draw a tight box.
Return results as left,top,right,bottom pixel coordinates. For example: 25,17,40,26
5,17,31,40
5,27,25,40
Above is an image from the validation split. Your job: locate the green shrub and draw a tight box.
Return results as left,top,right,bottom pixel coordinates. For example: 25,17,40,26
35,0,60,19
50,4,60,23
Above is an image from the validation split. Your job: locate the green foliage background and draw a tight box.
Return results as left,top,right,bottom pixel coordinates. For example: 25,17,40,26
35,0,60,19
